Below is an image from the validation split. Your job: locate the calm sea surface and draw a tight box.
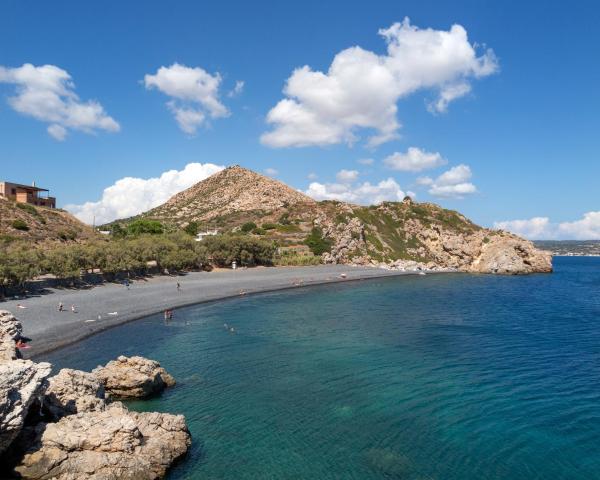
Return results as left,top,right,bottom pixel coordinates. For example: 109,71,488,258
47,257,600,479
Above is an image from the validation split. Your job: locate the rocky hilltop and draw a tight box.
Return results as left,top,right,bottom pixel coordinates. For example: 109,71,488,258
0,310,190,479
118,165,551,274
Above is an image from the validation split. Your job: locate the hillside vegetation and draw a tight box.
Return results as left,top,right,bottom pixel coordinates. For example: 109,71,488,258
0,197,96,244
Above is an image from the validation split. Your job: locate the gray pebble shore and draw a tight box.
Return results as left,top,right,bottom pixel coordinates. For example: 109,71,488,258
1,265,420,358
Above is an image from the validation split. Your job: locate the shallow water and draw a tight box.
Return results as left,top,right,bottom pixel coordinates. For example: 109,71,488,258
47,257,600,479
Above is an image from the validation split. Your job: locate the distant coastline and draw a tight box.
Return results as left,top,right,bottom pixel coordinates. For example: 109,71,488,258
534,240,600,257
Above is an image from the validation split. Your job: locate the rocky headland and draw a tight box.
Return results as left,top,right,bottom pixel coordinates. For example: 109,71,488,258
115,165,552,275
0,310,190,479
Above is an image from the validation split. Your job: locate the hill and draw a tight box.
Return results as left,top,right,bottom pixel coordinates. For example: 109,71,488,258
114,166,552,274
0,197,96,244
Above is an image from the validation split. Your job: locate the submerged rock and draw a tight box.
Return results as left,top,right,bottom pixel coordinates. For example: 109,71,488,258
13,402,191,480
44,368,106,419
93,355,176,399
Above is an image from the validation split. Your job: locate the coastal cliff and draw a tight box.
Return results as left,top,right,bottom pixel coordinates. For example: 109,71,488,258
0,310,190,479
114,165,551,274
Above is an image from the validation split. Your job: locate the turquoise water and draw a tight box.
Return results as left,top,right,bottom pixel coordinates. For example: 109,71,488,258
47,257,600,479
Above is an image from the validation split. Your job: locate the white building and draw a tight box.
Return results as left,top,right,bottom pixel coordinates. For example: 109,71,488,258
195,229,219,242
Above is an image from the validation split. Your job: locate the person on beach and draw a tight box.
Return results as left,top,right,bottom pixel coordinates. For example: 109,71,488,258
71,304,77,313
176,282,181,292
57,302,64,312
124,279,130,290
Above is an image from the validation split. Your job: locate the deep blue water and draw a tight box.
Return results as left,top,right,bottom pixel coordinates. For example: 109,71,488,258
46,257,600,479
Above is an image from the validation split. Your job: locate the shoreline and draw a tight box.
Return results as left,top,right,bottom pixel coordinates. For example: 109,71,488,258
1,265,437,359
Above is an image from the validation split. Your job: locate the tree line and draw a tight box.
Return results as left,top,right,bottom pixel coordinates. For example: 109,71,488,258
0,232,276,291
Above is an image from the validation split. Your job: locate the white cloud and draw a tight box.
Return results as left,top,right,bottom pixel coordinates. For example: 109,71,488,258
336,169,359,183
305,177,405,205
65,162,224,225
495,212,600,240
307,172,318,180
261,18,497,148
383,147,446,172
264,167,278,176
144,63,229,135
228,80,245,97
0,63,120,140
426,164,476,199
357,158,375,166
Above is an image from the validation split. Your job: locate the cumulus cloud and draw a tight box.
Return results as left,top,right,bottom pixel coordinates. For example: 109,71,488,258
384,147,446,172
495,212,600,240
0,63,120,140
336,169,359,183
307,172,318,180
144,63,230,135
65,162,224,225
264,167,278,176
305,177,405,205
426,164,477,198
261,18,497,148
357,158,375,166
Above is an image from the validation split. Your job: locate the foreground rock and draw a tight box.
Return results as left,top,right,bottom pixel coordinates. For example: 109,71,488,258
44,368,106,419
0,310,53,455
93,355,176,399
1,311,189,478
14,402,191,480
0,360,52,455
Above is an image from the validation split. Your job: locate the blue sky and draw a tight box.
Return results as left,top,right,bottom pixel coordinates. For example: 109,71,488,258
1,0,598,238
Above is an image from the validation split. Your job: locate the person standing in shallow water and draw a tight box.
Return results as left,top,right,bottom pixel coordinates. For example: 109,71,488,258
177,282,181,292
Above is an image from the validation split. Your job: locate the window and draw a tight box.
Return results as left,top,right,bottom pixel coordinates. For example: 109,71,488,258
11,188,16,194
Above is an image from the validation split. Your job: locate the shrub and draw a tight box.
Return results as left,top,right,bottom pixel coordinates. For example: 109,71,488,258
241,222,257,233
304,227,333,256
16,203,38,215
262,223,277,230
278,213,291,225
12,219,29,231
252,227,266,235
58,230,77,241
184,221,199,236
201,235,276,267
275,255,322,266
276,224,301,233
126,219,164,236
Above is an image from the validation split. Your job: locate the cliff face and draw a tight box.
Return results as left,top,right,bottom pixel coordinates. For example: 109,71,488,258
115,166,551,275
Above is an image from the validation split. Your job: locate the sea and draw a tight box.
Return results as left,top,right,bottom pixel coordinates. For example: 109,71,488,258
46,256,600,479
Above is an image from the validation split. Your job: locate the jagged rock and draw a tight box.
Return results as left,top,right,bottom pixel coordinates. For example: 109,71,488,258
0,359,52,455
13,402,191,480
44,368,106,419
0,310,22,342
93,356,175,399
469,235,552,274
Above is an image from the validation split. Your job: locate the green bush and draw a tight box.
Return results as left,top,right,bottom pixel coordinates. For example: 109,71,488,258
304,227,333,255
241,222,257,233
184,221,199,236
262,223,277,230
201,235,275,267
277,224,301,233
252,227,266,235
275,255,322,266
16,203,38,215
126,219,164,236
278,213,291,225
12,219,29,231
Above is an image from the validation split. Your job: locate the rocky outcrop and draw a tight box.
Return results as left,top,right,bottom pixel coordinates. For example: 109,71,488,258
0,310,52,455
1,311,190,479
0,360,52,455
468,234,553,274
13,402,191,480
44,368,106,419
93,355,175,399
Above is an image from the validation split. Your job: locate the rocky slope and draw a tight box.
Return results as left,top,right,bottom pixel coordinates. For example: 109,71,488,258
0,310,190,479
114,166,551,274
0,196,96,243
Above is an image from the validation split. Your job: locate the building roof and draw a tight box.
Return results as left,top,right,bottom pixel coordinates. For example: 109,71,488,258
0,181,49,192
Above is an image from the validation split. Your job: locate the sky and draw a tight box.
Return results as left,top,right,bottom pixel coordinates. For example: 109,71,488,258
0,0,598,239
